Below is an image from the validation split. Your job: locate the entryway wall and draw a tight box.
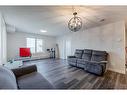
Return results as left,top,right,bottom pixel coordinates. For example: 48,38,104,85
0,13,7,65
57,36,71,59
125,23,127,67
57,21,126,74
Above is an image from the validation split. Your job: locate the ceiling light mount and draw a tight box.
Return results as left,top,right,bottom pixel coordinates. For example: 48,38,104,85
73,12,77,15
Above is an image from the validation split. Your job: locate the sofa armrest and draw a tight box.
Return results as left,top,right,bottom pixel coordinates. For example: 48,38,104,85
100,61,108,64
85,61,107,75
88,61,107,74
11,65,37,78
67,56,76,58
89,61,108,64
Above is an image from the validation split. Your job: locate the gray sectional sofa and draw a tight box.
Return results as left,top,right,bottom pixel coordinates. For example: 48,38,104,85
0,65,54,89
67,49,108,75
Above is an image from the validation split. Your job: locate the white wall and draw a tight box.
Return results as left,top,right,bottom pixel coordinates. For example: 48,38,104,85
125,26,127,63
0,13,7,64
7,32,56,60
57,21,126,74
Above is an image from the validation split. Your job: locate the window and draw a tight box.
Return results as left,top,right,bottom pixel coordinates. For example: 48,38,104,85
37,39,43,52
27,38,36,53
26,38,43,53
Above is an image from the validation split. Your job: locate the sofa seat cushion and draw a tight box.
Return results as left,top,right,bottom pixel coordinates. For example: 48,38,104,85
77,59,87,64
17,72,54,89
85,62,103,75
77,59,89,68
77,63,86,68
14,56,31,61
68,61,77,66
32,52,50,59
67,58,77,63
0,66,17,89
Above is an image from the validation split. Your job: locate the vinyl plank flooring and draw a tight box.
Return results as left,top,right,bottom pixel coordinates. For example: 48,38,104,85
25,59,127,89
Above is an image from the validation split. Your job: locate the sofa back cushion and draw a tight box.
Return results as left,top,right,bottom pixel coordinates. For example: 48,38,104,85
32,52,50,59
0,66,17,89
74,49,84,59
91,50,108,62
82,49,92,61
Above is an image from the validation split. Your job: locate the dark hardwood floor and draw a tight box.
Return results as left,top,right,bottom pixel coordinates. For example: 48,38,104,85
24,59,127,89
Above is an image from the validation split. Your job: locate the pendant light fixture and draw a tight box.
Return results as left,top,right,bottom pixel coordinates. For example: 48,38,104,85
68,7,82,32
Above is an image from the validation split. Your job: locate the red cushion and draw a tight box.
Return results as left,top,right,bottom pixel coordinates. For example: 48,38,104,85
20,48,31,57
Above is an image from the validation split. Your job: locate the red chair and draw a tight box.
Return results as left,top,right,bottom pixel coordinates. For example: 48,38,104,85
20,48,31,57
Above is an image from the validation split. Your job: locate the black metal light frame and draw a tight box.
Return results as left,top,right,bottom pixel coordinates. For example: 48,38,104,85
68,12,82,32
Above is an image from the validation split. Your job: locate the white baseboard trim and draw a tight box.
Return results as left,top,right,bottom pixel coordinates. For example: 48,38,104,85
107,67,125,74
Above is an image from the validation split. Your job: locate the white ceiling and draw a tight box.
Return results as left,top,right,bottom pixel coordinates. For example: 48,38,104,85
0,6,127,37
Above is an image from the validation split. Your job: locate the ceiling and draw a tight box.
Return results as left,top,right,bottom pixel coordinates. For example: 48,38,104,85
0,6,127,37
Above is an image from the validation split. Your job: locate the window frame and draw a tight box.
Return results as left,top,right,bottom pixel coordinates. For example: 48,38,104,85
26,37,43,54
